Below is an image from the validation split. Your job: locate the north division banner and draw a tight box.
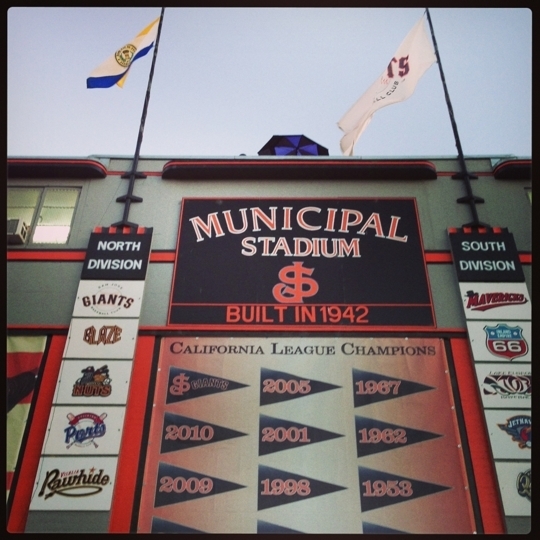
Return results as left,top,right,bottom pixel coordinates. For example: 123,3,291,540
81,229,153,281
168,198,434,330
137,337,476,534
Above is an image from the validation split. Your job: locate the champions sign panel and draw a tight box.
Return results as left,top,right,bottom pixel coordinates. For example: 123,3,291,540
137,337,476,534
168,199,434,330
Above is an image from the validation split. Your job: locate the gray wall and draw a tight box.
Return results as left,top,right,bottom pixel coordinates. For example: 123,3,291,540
7,156,532,328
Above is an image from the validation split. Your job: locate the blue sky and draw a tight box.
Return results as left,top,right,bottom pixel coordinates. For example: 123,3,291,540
7,7,532,158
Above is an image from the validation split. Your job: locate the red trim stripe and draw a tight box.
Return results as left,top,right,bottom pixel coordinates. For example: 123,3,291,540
425,252,453,263
7,323,468,335
6,250,532,265
109,336,156,533
450,338,506,534
449,227,504,234
149,251,175,262
7,335,66,533
7,251,87,261
7,324,70,330
158,324,438,332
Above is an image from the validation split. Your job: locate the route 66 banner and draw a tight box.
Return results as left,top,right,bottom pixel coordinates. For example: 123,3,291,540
466,321,531,363
168,198,434,330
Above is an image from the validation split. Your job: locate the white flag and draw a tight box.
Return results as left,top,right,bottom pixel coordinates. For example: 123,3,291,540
338,15,436,156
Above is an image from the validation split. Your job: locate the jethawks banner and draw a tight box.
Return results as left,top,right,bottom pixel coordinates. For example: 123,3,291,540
168,198,434,330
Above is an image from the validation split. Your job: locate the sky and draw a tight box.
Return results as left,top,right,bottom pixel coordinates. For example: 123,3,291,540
7,7,532,159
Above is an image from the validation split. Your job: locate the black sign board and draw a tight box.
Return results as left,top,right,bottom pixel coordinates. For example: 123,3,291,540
169,199,434,329
81,228,153,281
448,228,524,282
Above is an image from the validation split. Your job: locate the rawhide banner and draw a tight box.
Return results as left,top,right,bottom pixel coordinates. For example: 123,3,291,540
136,337,476,533
169,198,434,329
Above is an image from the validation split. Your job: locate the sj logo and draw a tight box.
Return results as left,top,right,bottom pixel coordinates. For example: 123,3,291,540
170,373,191,396
272,262,319,303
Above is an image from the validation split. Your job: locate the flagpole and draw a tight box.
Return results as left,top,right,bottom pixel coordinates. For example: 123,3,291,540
425,8,489,229
113,7,165,229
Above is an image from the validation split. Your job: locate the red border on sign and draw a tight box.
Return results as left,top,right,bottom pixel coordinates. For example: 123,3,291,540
450,338,506,534
167,197,437,330
109,336,156,533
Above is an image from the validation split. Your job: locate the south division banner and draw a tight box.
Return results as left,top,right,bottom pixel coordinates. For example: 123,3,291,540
448,228,525,283
136,337,476,534
168,199,434,330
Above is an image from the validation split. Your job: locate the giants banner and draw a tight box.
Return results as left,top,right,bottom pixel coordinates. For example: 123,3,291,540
168,199,434,330
137,337,476,534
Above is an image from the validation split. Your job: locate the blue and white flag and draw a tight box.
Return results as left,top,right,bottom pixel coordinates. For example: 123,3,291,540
87,17,159,89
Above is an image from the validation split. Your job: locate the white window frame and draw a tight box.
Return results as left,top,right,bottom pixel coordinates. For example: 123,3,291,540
7,186,81,245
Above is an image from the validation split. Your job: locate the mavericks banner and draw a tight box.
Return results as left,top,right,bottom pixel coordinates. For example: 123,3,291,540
169,198,434,330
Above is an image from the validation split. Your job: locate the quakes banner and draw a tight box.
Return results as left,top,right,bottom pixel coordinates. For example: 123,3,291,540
137,337,476,533
168,199,435,329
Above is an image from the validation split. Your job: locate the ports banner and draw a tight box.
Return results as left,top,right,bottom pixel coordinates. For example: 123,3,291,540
168,199,434,330
137,337,476,534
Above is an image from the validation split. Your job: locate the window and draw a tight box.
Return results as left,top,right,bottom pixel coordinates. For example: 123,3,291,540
7,187,80,244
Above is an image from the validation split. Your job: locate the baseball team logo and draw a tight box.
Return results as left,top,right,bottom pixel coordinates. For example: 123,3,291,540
482,374,531,398
115,44,136,67
37,467,111,500
465,290,527,311
272,262,319,303
484,324,529,360
72,365,112,397
517,468,531,501
81,283,135,316
83,325,122,345
65,412,107,449
498,415,531,449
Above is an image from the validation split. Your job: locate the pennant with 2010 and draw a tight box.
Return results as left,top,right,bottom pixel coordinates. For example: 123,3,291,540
338,14,436,156
87,17,159,89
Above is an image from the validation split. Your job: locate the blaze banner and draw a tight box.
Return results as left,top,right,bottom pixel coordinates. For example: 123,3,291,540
168,198,434,330
137,337,476,534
